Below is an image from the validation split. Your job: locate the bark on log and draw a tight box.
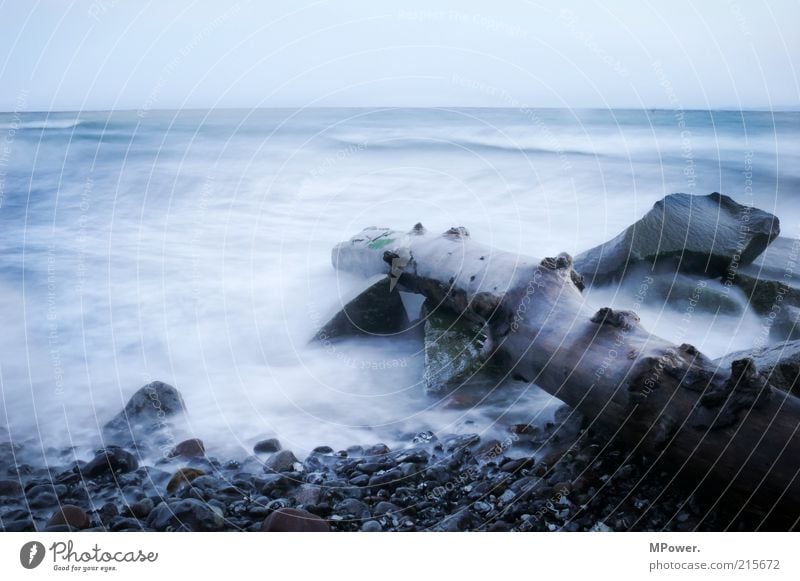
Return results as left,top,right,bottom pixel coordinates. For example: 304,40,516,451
332,225,800,518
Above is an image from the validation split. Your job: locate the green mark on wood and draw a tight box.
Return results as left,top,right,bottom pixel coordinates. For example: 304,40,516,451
368,237,394,250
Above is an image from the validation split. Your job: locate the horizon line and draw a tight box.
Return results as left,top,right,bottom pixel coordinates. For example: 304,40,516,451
1,105,799,115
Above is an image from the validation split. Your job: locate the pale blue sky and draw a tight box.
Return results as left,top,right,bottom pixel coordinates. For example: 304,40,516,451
0,0,797,111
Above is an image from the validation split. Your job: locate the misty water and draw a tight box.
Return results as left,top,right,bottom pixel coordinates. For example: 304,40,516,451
0,107,798,464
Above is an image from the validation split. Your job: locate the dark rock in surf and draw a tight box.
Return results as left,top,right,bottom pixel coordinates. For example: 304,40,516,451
771,306,800,341
312,275,409,341
264,450,299,473
82,447,139,478
103,381,187,446
170,438,205,458
727,237,800,316
574,193,780,285
715,340,800,397
253,438,281,454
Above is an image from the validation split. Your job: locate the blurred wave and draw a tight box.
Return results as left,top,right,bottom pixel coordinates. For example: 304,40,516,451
0,107,797,461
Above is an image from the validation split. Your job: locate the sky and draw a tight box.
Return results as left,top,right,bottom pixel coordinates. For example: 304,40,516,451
0,0,797,112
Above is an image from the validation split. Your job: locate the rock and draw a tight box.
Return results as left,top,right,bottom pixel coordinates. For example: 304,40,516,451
715,341,800,396
264,450,299,473
500,457,534,473
334,498,371,520
253,438,281,454
435,508,477,532
82,447,139,478
129,498,155,519
313,274,409,341
166,468,206,493
312,446,333,454
364,443,391,456
645,275,743,315
28,491,57,508
373,501,400,517
261,507,330,532
170,438,205,458
47,505,90,529
771,306,800,341
103,381,186,438
111,517,146,531
98,502,119,525
0,479,23,497
736,236,800,304
422,299,491,394
731,273,800,315
360,520,382,532
575,192,780,285
1,518,36,532
147,498,224,531
293,485,322,507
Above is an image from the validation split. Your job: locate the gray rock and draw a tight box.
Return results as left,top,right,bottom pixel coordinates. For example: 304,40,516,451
111,517,146,531
147,498,224,531
360,520,383,532
129,498,154,519
373,501,400,517
435,508,477,532
264,450,299,473
103,381,186,445
82,447,139,478
253,438,281,453
738,236,800,289
293,484,322,507
313,275,409,341
715,340,800,396
645,275,743,315
575,192,780,285
771,306,800,341
334,498,371,520
28,491,57,509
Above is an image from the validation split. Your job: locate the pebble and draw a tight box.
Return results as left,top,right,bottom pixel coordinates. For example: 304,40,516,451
166,468,206,493
148,498,225,531
360,520,382,532
47,505,91,529
261,508,330,532
0,479,23,497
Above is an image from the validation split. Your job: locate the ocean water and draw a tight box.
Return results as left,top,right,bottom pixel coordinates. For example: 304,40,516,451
0,107,798,463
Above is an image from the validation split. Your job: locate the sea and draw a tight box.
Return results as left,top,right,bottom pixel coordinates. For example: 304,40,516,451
0,107,798,462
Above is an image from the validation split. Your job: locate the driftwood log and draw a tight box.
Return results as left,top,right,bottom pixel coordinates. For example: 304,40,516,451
332,224,800,519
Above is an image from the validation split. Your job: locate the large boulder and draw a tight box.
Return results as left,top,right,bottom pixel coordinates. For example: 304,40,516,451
575,193,780,285
715,341,800,397
313,275,409,341
103,381,186,447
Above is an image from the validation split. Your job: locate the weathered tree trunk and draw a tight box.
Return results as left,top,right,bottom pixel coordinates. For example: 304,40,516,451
333,226,800,518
